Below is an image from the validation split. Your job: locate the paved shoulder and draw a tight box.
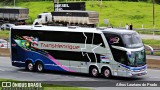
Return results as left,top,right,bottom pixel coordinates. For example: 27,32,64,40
147,55,160,60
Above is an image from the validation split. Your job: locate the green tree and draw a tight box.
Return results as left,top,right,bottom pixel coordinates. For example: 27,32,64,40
0,0,13,5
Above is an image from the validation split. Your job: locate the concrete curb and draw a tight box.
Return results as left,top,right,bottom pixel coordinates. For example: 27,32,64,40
147,59,160,69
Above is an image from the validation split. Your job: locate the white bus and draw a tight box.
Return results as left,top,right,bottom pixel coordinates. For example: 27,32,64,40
10,25,147,78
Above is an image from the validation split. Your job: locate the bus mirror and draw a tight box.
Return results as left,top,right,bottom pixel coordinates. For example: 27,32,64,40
127,52,131,58
144,44,154,55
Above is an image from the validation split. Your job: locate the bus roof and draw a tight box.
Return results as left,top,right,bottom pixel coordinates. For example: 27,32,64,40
12,25,101,33
12,25,136,34
102,28,136,35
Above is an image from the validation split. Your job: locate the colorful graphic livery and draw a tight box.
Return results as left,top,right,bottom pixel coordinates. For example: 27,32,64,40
10,26,147,78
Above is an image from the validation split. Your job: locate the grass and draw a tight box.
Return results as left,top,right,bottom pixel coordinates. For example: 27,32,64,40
1,1,160,29
0,31,9,39
143,39,160,56
143,39,160,48
14,1,160,29
0,78,89,90
17,1,54,24
136,29,160,35
86,1,160,29
146,51,160,56
0,78,15,81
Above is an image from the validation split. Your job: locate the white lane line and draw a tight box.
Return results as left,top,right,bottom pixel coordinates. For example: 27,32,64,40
0,69,5,71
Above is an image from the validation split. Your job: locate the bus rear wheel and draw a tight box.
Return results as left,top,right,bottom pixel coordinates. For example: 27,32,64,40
102,68,112,78
89,66,99,77
35,62,44,72
26,62,34,71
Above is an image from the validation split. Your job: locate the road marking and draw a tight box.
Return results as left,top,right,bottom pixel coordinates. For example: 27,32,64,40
0,69,5,71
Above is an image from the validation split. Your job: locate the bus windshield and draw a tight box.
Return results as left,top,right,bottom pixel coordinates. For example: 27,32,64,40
128,50,146,66
103,31,146,67
122,33,143,48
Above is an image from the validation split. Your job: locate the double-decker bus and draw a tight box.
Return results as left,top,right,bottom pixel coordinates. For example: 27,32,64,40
10,26,147,78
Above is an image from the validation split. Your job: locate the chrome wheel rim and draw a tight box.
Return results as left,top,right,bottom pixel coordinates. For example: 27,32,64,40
38,64,43,71
104,69,110,77
92,68,98,76
28,63,33,71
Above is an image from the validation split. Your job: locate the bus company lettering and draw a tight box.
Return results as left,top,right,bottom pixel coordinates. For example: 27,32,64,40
40,43,80,50
110,37,119,44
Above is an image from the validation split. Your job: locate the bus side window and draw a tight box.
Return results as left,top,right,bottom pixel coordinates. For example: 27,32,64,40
94,34,105,47
105,34,124,47
104,33,128,64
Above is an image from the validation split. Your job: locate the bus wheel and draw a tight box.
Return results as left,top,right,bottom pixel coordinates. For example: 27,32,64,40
90,66,99,77
102,68,111,78
26,62,34,71
35,62,44,72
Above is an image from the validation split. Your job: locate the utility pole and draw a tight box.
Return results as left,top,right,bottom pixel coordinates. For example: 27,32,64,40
54,0,59,11
152,0,155,28
14,0,15,7
101,0,102,6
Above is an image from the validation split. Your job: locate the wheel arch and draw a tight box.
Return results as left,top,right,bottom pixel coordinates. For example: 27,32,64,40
35,59,44,63
35,59,45,72
35,59,44,66
89,64,99,73
101,66,112,75
25,58,34,65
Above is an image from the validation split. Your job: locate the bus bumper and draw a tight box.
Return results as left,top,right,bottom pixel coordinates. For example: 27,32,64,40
128,70,147,77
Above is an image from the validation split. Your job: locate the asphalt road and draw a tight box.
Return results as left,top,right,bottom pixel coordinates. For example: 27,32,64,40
0,57,160,90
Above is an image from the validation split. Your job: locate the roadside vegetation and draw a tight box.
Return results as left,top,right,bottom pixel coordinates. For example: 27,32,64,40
0,31,9,39
143,39,160,47
0,1,160,29
0,78,89,90
137,30,160,35
143,39,160,56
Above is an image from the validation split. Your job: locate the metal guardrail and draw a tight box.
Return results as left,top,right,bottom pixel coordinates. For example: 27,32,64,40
115,28,160,34
135,28,160,35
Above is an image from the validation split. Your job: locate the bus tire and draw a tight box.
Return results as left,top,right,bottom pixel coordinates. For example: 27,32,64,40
35,62,44,72
26,61,34,71
89,66,99,77
102,67,112,78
